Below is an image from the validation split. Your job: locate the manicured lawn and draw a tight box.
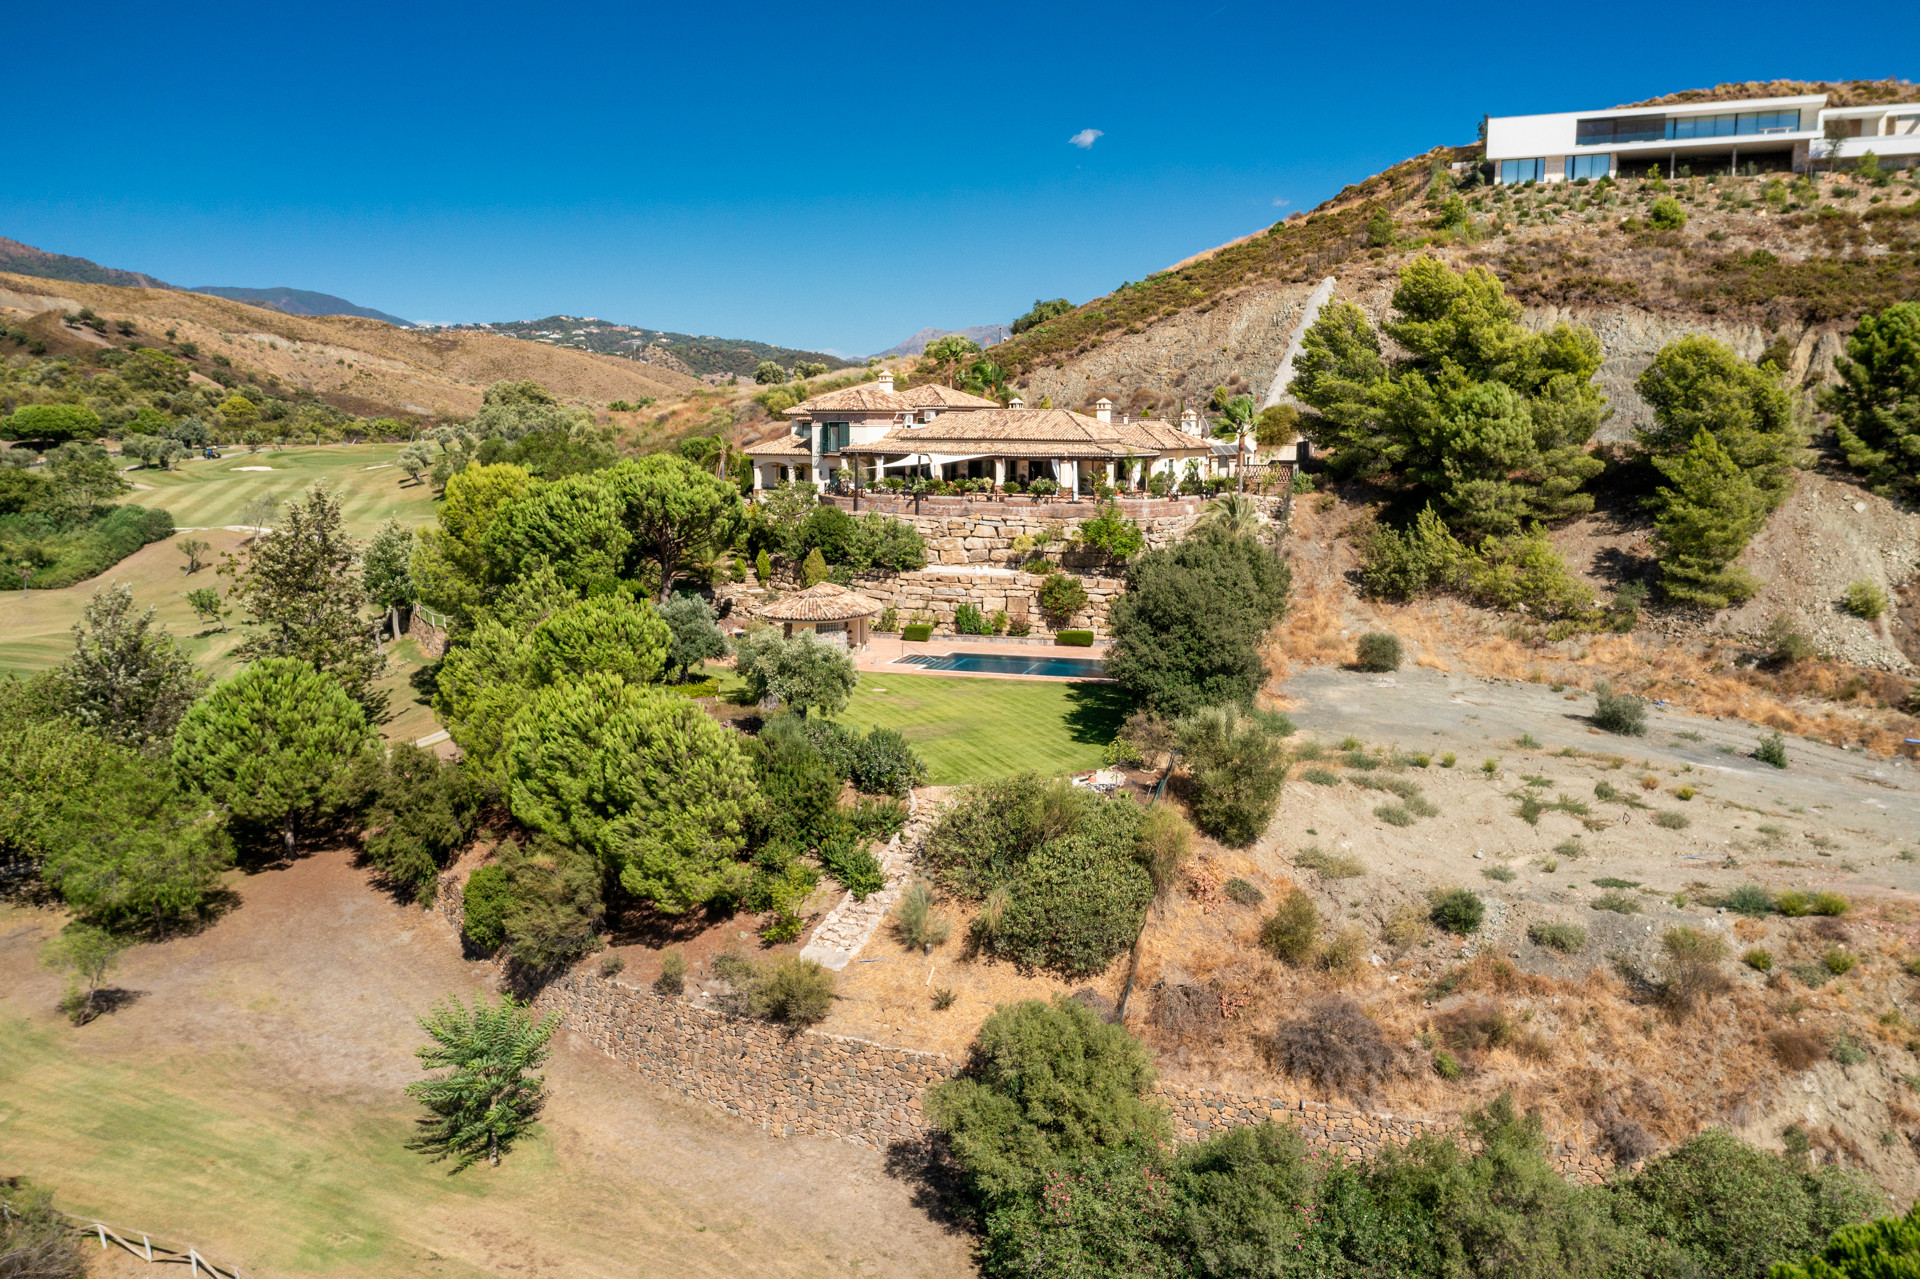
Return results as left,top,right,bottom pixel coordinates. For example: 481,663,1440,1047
712,665,1129,783
122,441,438,536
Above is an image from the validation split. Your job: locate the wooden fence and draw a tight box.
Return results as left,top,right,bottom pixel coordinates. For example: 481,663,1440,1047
0,1197,247,1278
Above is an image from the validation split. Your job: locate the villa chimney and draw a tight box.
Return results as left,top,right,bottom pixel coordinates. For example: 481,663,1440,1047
1121,414,1129,425
1095,397,1112,424
1179,407,1199,436
876,368,895,392
1008,396,1025,410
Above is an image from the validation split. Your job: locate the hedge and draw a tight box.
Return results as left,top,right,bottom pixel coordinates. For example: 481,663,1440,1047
902,624,934,642
1,504,176,590
1055,630,1095,647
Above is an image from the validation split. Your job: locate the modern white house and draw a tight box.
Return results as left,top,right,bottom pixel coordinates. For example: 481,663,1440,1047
1485,92,1920,184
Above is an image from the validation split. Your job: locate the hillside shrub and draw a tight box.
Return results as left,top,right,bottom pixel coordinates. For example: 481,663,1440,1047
1105,524,1291,716
1430,887,1484,934
819,833,885,899
1592,680,1649,735
461,865,514,950
1354,631,1402,671
1755,730,1789,768
1823,301,1920,500
1843,581,1889,620
1659,925,1730,1016
1529,921,1587,953
954,602,989,635
730,956,834,1025
1649,197,1688,230
919,775,1151,978
849,726,927,796
1725,883,1773,915
1259,889,1320,964
1,504,176,591
1175,705,1288,845
1271,995,1393,1093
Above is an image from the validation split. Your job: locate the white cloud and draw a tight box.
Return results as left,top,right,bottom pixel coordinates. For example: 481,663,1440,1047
1068,128,1104,149
1271,197,1290,208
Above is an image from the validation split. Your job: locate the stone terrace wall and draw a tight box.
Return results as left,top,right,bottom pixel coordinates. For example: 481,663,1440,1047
854,567,1125,635
537,971,1611,1182
823,493,1205,567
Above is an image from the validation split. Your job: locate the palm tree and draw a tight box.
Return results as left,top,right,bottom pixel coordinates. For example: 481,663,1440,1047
1198,492,1262,538
1211,394,1258,493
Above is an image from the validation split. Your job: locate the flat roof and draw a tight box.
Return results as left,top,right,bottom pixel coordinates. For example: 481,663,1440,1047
1488,93,1826,125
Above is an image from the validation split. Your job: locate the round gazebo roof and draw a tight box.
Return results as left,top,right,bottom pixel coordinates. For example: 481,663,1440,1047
754,582,883,623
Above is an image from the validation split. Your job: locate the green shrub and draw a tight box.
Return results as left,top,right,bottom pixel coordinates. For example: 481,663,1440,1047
1354,631,1402,672
1430,888,1484,935
1439,752,1457,767
1754,730,1789,768
1136,804,1192,896
1529,921,1587,953
1592,680,1649,735
1432,1049,1462,1080
747,957,835,1025
1038,571,1089,627
1055,629,1095,646
2,504,177,591
819,834,886,900
1813,892,1850,917
1593,890,1642,914
902,623,933,642
1649,196,1688,229
1777,890,1812,917
1176,705,1288,845
1824,947,1858,976
1483,865,1517,883
925,997,1167,1204
849,726,928,796
1223,877,1264,906
1654,810,1691,830
1832,1035,1867,1066
461,865,514,951
1843,581,1889,620
1260,889,1320,963
1743,947,1772,972
1302,766,1341,786
655,949,687,995
1375,803,1414,826
1724,884,1773,916
995,833,1152,977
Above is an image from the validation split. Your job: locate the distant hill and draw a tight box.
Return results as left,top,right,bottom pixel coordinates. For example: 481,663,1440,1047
877,324,1012,358
0,235,169,289
191,285,413,327
450,315,857,379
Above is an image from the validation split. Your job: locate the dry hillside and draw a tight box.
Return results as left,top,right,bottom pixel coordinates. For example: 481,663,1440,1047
0,272,698,420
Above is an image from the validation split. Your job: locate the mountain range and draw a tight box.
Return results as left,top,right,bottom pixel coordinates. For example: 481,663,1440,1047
876,324,1011,357
189,285,413,327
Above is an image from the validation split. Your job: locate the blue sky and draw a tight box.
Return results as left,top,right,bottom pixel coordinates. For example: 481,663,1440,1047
5,2,1909,355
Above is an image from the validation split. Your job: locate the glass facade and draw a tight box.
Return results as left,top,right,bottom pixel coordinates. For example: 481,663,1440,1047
1565,153,1612,180
1499,158,1543,184
1576,109,1804,146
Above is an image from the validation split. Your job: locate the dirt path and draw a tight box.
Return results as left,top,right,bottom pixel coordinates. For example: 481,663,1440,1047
0,851,974,1278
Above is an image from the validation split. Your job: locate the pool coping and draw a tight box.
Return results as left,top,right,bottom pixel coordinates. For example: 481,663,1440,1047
885,649,1113,683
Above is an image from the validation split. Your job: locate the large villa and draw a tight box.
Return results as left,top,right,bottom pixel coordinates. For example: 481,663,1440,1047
743,370,1227,494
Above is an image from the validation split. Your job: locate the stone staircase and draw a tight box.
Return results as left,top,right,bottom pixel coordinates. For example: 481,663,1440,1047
798,793,936,971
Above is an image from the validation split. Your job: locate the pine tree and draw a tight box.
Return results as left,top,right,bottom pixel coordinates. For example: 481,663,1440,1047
226,483,386,716
49,583,205,751
801,546,828,587
1649,430,1766,609
1823,301,1920,499
1636,334,1801,510
171,657,373,857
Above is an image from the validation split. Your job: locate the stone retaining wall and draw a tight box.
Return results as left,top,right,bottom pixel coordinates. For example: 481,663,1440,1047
853,567,1125,635
823,494,1206,568
536,971,1612,1181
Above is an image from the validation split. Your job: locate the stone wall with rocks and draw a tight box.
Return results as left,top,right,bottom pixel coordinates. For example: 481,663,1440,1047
823,493,1207,568
537,970,1612,1180
406,605,450,659
853,567,1126,635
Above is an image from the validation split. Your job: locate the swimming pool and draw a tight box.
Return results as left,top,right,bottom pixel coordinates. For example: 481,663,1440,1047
894,651,1108,679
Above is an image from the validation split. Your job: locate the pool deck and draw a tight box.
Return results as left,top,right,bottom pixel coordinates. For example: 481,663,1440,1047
855,634,1112,682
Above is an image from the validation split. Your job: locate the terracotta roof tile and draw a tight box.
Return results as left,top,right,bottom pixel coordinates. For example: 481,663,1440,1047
838,408,1213,458
784,385,915,417
899,384,1000,409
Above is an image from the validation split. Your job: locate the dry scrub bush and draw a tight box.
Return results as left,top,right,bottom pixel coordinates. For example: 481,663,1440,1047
1151,981,1226,1048
1295,845,1364,878
893,882,951,954
1271,995,1395,1094
1260,889,1320,964
1771,1027,1827,1070
1382,902,1430,947
1659,926,1731,1017
1137,804,1193,896
1438,1002,1514,1055
1319,925,1368,979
